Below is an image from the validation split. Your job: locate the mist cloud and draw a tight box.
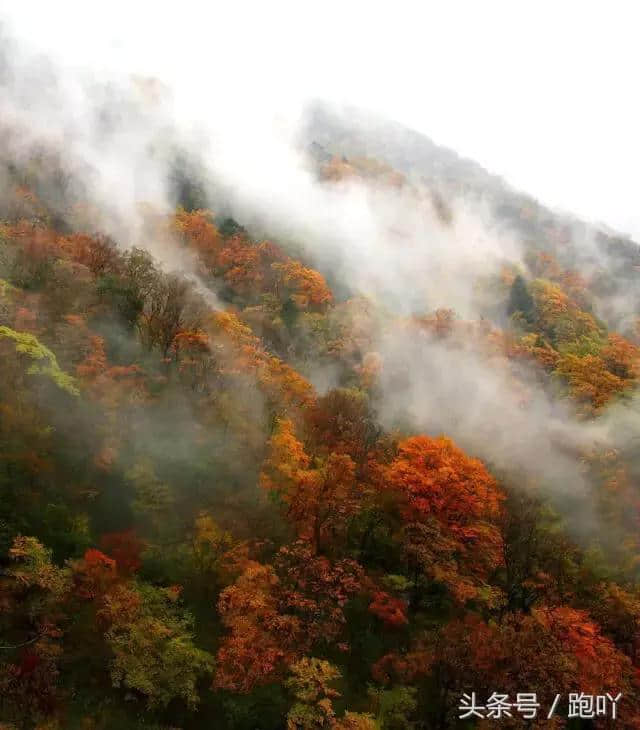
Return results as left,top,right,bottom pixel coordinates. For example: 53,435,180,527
0,14,637,545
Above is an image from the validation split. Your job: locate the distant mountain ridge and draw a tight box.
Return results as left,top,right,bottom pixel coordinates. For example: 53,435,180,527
301,101,640,331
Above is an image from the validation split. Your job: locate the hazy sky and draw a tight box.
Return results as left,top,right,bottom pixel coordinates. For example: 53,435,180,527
3,1,638,239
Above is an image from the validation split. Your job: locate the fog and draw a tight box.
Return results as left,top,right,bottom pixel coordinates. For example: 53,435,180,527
3,0,640,239
1,6,639,539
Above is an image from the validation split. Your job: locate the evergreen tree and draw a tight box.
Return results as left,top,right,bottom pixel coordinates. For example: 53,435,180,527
507,274,535,322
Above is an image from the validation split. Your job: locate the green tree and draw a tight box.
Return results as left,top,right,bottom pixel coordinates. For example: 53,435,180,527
507,274,535,323
99,582,214,709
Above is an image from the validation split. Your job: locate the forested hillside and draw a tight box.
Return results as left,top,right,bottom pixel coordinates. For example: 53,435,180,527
1,95,640,730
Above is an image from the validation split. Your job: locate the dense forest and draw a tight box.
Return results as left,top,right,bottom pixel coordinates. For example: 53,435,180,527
1,80,640,729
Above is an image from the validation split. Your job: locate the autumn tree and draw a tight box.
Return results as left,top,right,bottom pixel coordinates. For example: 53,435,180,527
140,272,204,358
214,559,302,693
215,543,364,693
70,548,118,600
98,582,213,709
261,419,360,553
100,530,144,577
304,388,381,468
170,329,217,392
555,353,626,413
285,657,377,730
382,435,504,604
181,511,233,600
377,607,638,728
285,657,341,729
0,537,70,723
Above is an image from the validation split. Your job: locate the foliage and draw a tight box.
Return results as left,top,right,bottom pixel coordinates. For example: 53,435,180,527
1,160,640,728
0,325,79,394
99,582,214,708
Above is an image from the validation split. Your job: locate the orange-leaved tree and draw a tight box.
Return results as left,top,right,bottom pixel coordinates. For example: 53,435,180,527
383,435,504,604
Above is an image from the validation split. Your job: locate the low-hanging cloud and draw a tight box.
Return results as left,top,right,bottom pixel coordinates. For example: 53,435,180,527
0,15,637,545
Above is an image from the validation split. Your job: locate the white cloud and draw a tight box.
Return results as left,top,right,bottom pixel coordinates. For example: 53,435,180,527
2,0,638,237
